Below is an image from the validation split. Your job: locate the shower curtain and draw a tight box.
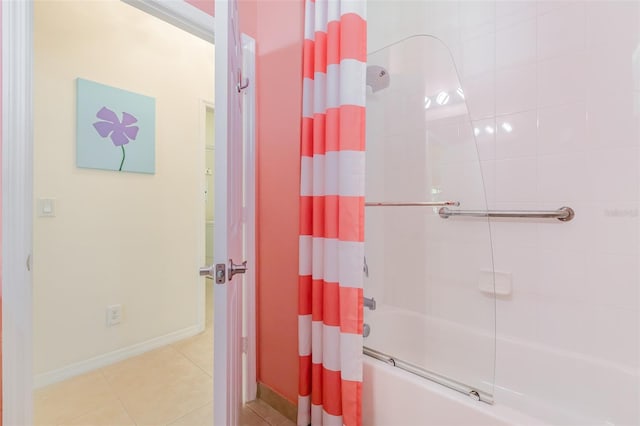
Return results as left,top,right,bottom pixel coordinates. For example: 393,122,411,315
298,1,367,425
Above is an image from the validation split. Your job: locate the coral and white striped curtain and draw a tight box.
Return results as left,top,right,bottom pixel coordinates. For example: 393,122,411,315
298,1,367,425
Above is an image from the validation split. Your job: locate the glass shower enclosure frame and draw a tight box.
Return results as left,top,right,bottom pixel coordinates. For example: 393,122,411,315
363,35,497,403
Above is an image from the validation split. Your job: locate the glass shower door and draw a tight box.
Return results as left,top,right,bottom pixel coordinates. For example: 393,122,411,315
364,35,496,401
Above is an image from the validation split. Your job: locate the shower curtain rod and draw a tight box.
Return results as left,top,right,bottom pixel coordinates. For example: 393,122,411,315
365,201,460,207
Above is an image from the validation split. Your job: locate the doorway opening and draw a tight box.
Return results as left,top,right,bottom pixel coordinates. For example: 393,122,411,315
4,0,271,423
31,1,216,423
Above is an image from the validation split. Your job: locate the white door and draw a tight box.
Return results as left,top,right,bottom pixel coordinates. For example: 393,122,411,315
210,0,244,424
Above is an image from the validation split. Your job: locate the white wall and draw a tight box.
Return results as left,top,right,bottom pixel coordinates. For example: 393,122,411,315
33,0,214,378
367,1,639,424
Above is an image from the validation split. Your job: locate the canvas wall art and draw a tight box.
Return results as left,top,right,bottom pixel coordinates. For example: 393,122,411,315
76,78,156,174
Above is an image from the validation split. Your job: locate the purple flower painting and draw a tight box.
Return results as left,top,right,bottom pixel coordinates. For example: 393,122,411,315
77,78,155,174
93,107,140,171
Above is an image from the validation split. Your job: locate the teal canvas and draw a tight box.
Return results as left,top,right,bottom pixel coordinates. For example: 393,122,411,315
76,78,156,174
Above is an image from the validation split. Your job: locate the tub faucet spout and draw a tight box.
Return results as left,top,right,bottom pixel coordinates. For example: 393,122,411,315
364,296,376,310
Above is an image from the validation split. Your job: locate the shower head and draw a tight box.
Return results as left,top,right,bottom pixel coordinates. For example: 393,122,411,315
367,65,390,93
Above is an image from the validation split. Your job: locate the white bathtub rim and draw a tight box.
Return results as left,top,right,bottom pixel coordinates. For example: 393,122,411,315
366,305,639,377
364,355,550,426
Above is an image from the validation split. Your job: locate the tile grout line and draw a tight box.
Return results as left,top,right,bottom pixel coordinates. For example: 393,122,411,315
246,403,273,424
107,344,213,425
98,368,138,425
170,343,213,379
247,401,293,426
163,400,213,426
43,330,214,426
170,325,214,378
38,377,112,426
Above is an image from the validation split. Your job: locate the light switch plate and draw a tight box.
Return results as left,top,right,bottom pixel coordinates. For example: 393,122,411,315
37,198,56,217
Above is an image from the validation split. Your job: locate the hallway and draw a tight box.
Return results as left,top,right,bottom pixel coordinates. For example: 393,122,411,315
34,324,293,425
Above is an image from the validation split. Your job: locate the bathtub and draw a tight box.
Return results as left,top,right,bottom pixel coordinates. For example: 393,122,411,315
362,307,640,425
363,356,545,426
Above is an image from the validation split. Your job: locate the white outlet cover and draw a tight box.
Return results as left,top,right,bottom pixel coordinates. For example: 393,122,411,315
106,304,122,326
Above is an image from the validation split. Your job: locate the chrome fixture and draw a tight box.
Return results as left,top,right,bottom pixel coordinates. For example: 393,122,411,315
438,206,575,222
363,323,371,338
199,263,225,283
236,69,250,93
363,347,493,404
366,201,460,207
364,297,377,311
366,65,390,93
200,258,248,284
468,390,481,401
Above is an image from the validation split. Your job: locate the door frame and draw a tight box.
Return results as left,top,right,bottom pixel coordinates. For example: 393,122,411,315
199,99,215,333
2,1,256,424
240,33,257,404
122,0,216,43
2,2,34,424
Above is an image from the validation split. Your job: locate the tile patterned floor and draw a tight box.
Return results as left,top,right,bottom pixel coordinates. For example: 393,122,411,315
35,286,295,425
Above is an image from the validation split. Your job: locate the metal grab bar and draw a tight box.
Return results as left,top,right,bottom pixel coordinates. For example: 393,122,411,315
365,201,460,207
438,206,575,222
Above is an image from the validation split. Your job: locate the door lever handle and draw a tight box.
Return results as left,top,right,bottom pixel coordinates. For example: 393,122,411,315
229,259,248,280
200,260,247,284
199,265,214,277
200,264,227,284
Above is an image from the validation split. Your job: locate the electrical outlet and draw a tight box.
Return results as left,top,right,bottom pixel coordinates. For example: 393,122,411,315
106,304,122,326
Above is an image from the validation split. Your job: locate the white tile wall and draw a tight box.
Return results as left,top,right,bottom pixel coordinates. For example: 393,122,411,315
495,110,537,159
536,2,585,60
463,71,495,120
495,1,537,29
496,18,537,69
537,52,588,108
537,102,586,155
368,1,640,424
496,63,537,114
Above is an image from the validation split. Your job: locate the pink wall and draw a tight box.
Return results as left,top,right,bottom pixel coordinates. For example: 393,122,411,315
185,0,214,17
190,0,304,405
252,1,304,404
0,0,3,420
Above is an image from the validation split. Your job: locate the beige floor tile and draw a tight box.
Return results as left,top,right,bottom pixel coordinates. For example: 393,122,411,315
247,400,296,426
101,346,179,390
239,407,270,426
102,346,213,425
167,403,281,426
168,402,213,426
58,399,135,426
171,328,214,376
34,371,119,426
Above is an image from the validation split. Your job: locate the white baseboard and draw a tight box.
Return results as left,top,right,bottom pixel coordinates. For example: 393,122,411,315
34,324,205,389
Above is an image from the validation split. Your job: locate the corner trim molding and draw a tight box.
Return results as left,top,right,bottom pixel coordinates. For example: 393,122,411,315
121,0,215,43
2,1,34,425
34,324,204,389
241,33,257,405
